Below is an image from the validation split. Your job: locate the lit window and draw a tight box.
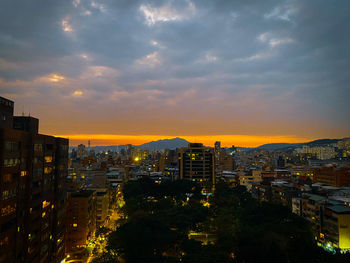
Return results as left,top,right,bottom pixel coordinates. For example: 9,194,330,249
44,167,53,174
73,223,77,227
21,171,27,177
3,174,12,182
42,200,50,209
45,156,53,163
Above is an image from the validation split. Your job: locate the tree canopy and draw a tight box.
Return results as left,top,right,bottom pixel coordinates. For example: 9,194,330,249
92,178,350,263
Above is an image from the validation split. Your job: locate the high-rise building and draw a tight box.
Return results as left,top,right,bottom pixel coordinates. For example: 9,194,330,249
125,144,133,156
76,144,86,159
218,151,235,171
178,143,215,186
0,96,68,263
214,141,221,152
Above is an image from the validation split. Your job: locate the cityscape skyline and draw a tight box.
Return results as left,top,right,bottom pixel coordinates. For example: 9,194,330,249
1,1,350,262
1,0,349,146
56,134,339,148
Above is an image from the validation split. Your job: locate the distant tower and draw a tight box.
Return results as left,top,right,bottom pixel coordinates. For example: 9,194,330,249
88,140,91,149
214,141,221,150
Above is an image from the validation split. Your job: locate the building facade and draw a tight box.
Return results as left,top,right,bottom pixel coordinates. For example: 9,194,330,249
65,190,96,253
178,143,215,187
0,96,68,263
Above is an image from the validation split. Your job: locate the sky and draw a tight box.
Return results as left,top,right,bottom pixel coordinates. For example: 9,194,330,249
0,0,349,147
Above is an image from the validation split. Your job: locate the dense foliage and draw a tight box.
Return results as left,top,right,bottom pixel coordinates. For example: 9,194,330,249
93,178,350,263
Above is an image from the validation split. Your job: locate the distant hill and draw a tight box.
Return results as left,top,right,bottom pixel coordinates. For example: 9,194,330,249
254,138,343,151
69,138,190,152
305,139,340,146
70,137,346,152
256,143,301,151
138,137,189,151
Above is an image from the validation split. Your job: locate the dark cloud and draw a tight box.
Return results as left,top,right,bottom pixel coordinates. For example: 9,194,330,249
0,0,349,138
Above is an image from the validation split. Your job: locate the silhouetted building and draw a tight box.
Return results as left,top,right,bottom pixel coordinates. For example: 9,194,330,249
65,190,96,253
0,96,68,263
277,156,285,168
178,143,215,186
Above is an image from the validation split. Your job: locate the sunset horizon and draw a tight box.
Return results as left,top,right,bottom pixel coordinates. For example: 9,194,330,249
55,133,330,148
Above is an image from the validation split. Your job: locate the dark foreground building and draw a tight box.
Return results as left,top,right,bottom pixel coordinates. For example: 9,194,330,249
0,96,68,263
178,143,215,187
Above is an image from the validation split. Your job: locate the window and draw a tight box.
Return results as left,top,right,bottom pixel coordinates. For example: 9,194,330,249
1,204,16,217
45,144,53,151
33,144,43,152
0,236,9,247
3,158,20,167
33,169,43,181
34,157,43,164
3,174,12,183
44,156,53,163
44,167,53,174
21,171,27,177
73,223,78,227
2,189,16,200
42,200,50,209
5,141,19,152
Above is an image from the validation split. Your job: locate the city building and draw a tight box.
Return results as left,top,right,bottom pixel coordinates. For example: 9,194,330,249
178,143,215,187
0,96,68,263
94,189,109,228
217,151,235,172
297,146,336,160
323,205,350,250
65,190,96,253
313,165,350,187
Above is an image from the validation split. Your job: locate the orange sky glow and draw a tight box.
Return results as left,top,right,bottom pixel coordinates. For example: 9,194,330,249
55,134,313,148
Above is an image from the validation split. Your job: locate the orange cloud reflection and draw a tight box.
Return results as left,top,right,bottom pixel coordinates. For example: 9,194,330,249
54,134,311,148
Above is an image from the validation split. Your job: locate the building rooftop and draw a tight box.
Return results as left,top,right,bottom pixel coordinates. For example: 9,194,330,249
327,205,350,214
70,189,96,197
303,193,328,202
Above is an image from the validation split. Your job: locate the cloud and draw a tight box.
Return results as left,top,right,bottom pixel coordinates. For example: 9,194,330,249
0,0,349,139
264,2,297,22
61,17,73,32
258,32,294,47
72,90,83,97
135,52,162,67
139,1,196,26
90,1,106,12
73,0,80,8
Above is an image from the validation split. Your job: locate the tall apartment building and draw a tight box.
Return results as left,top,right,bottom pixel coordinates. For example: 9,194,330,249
0,96,68,263
65,190,96,253
298,146,336,160
178,143,215,186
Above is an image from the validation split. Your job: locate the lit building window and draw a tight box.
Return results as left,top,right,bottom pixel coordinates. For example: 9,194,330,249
42,200,50,209
45,156,53,163
44,167,53,174
3,174,12,182
1,204,16,216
